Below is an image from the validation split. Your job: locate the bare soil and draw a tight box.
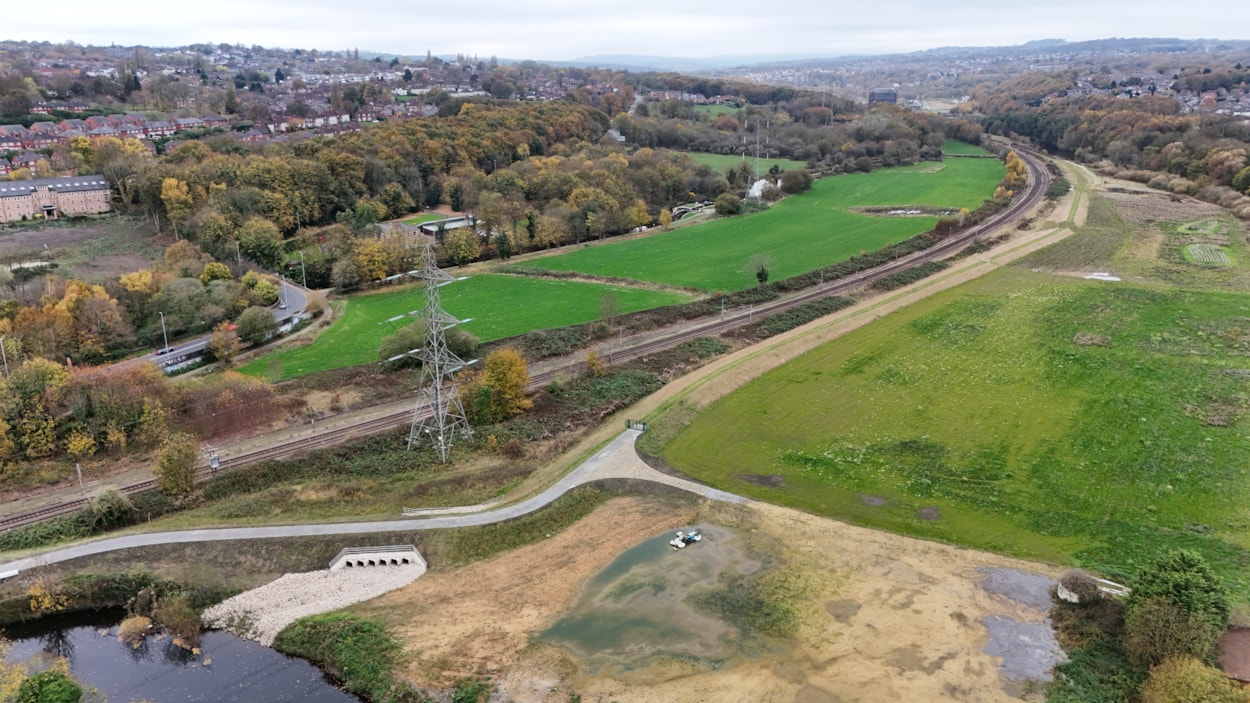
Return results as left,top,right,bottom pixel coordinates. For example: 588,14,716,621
368,497,1057,702
0,218,158,257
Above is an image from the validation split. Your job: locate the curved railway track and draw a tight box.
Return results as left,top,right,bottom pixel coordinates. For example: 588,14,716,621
0,149,1049,533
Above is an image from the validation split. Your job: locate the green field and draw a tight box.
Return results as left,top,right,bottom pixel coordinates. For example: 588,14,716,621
691,104,740,119
658,268,1250,597
685,152,809,174
240,275,690,379
532,158,1004,291
940,139,993,156
400,213,446,226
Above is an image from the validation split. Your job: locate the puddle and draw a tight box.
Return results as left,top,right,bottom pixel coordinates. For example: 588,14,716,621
541,525,780,680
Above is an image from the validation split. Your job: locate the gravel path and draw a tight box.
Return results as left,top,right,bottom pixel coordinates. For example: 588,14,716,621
203,564,426,645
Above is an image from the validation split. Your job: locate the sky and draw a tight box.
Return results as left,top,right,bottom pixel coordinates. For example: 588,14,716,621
12,0,1247,62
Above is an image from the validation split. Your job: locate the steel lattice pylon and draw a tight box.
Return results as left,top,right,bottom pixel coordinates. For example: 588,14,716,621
406,243,473,462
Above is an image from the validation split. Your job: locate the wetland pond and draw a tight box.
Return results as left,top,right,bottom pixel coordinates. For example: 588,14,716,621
2,609,358,702
542,525,789,681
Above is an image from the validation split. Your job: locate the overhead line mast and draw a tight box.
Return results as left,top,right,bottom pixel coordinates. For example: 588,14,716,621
405,242,475,462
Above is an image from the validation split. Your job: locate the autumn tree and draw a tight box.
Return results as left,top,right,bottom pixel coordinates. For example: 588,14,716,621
160,177,194,237
659,208,673,230
156,432,199,497
1140,657,1250,703
467,347,531,423
208,321,241,367
444,228,480,267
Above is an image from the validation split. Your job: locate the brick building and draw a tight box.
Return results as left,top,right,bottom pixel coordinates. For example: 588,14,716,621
0,176,112,223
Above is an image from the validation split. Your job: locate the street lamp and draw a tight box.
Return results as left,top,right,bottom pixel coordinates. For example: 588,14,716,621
299,251,307,288
158,311,170,351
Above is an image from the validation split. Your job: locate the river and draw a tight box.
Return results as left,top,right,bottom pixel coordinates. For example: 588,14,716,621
3,609,359,702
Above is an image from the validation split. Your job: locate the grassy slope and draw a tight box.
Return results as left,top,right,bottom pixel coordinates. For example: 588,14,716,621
661,268,1250,598
686,152,809,173
240,274,689,379
533,158,1005,291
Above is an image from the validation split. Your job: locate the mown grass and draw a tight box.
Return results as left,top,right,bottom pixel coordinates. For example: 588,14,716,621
941,139,993,156
531,158,1004,291
684,151,808,174
660,267,1250,600
400,213,446,226
239,274,689,379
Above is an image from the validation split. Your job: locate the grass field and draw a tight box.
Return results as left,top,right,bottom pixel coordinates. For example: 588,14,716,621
685,152,809,174
239,275,690,379
532,158,1005,291
691,104,740,118
400,213,446,226
658,268,1250,598
940,139,993,156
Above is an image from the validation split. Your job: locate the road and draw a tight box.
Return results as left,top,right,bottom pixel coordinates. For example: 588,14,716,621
136,278,309,365
0,149,1049,532
0,429,744,575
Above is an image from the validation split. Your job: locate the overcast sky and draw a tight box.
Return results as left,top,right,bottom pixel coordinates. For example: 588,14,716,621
13,1,1246,62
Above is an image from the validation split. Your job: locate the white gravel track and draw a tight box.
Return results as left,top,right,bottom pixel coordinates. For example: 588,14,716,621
203,563,426,645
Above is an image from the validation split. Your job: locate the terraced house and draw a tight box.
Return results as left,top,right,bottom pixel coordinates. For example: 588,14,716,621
0,176,111,223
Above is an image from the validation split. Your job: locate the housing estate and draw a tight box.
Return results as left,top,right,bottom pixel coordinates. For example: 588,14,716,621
0,176,111,223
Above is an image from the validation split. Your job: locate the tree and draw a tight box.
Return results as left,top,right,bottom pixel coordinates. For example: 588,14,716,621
585,349,607,378
714,192,743,216
779,169,814,194
378,321,426,367
208,321,241,366
659,208,673,230
750,253,771,285
236,306,278,345
1124,597,1218,670
155,432,199,497
160,177,193,237
476,347,532,422
237,217,285,269
200,262,233,284
599,292,620,329
1140,657,1250,703
1128,550,1231,633
444,229,480,267
64,431,96,464
331,258,362,290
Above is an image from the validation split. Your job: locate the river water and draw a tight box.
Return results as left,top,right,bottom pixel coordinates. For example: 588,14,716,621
3,609,359,702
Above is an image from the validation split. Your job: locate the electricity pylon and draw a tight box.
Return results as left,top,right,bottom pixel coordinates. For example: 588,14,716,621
404,243,474,462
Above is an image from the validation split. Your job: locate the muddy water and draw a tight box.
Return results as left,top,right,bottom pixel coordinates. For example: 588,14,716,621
541,525,781,680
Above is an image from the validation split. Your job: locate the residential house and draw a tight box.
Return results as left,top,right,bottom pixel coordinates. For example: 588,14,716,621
144,121,175,138
201,114,229,128
13,152,45,169
0,159,11,177
0,175,112,223
57,119,88,134
173,117,206,131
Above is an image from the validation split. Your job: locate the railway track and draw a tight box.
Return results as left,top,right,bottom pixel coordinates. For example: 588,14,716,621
0,150,1049,533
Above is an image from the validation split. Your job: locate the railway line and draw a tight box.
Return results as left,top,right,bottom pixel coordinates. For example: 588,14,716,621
0,149,1049,533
